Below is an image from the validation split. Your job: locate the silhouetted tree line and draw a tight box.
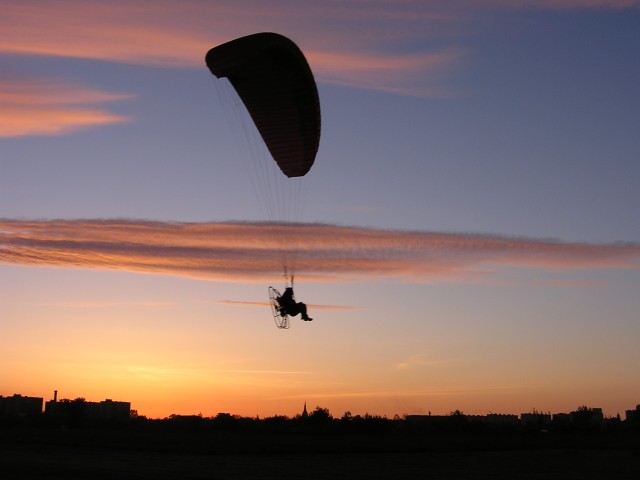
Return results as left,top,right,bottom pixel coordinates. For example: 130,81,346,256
3,396,640,435
129,407,397,435
10,406,639,435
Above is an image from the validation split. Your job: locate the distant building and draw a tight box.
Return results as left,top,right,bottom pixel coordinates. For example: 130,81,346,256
570,406,604,427
486,413,519,426
45,395,131,424
552,412,571,427
405,414,459,430
0,394,43,418
85,399,131,421
625,405,640,427
467,414,519,426
520,411,552,429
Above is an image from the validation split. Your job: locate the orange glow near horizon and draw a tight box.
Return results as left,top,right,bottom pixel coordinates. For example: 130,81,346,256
3,279,638,420
5,359,635,419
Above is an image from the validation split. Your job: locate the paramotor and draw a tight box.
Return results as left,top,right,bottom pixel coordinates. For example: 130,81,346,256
268,286,290,329
206,33,320,326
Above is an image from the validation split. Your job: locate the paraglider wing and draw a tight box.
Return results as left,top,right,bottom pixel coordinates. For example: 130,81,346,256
206,32,320,178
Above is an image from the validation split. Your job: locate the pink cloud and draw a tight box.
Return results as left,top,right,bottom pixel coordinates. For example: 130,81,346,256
485,0,640,8
0,1,468,97
531,278,608,287
0,79,132,137
308,48,468,97
3,0,635,100
0,1,213,67
1,219,638,284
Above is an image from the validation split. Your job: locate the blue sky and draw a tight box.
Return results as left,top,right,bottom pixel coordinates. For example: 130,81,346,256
1,1,639,418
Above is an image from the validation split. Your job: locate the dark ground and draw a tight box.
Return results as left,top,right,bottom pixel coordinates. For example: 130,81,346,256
2,426,639,479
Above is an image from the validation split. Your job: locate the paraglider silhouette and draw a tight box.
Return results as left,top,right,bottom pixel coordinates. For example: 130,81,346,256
206,32,320,328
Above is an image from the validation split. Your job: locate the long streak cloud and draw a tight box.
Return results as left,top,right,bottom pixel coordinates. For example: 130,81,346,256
1,219,638,283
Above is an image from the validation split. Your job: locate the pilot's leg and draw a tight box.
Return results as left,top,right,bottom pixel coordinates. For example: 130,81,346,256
299,302,312,321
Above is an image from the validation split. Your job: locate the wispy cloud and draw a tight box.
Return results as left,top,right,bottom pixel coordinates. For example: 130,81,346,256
45,300,178,309
215,300,271,308
216,299,364,310
309,48,468,97
123,365,310,382
1,219,638,284
0,1,212,67
2,0,636,101
0,78,131,137
0,1,465,98
124,365,209,383
531,278,607,288
273,383,527,401
486,0,640,8
213,369,312,375
395,354,452,370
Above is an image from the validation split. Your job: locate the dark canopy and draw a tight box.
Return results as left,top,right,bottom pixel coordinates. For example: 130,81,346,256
206,32,320,178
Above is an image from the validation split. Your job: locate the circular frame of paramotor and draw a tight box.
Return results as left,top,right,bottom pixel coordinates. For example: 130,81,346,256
268,286,290,329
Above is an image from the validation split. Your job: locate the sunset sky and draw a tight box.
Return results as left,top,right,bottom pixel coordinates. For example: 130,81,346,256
1,0,639,419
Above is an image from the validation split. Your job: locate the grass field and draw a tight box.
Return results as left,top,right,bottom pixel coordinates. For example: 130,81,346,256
2,426,639,479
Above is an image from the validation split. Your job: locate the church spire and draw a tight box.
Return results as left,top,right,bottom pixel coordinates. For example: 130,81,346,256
302,401,308,418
